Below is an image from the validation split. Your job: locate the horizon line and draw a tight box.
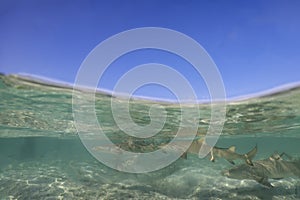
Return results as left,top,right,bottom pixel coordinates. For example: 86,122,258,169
4,72,300,104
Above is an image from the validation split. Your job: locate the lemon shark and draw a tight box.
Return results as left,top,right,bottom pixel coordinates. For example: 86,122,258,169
222,152,300,188
183,138,257,166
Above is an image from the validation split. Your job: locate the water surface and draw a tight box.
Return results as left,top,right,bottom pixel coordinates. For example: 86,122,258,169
1,74,300,199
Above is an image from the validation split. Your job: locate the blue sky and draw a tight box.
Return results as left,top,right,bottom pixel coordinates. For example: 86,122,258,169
1,0,300,100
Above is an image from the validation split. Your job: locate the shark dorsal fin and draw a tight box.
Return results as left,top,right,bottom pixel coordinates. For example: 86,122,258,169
228,146,236,152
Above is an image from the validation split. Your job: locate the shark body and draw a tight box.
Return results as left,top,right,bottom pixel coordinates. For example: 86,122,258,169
222,152,300,188
184,138,257,166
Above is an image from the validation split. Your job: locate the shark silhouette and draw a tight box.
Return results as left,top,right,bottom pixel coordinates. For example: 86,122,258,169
183,138,257,166
222,152,300,188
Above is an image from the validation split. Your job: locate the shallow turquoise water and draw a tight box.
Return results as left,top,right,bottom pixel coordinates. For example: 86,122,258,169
0,74,300,199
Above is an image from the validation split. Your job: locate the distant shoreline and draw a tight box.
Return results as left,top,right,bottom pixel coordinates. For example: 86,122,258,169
2,72,300,103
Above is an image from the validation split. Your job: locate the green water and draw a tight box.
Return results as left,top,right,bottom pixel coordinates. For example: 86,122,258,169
0,74,300,199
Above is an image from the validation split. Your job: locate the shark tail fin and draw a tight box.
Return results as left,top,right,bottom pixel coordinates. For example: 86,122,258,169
244,144,258,166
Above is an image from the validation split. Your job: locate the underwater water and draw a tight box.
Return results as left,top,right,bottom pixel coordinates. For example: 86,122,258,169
0,74,300,200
